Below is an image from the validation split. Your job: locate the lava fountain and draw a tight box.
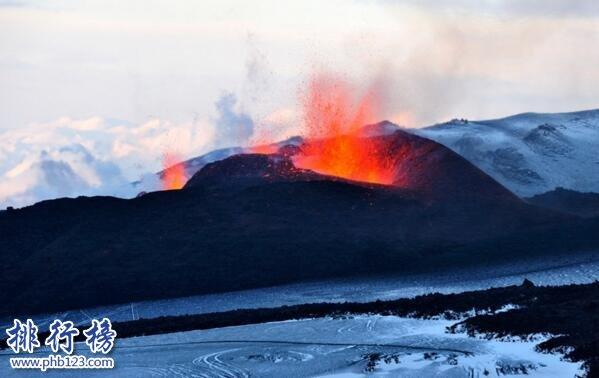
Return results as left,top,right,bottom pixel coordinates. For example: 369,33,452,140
162,152,186,190
292,74,395,185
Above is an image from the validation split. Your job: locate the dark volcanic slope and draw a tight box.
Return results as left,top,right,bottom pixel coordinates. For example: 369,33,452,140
375,130,520,202
526,187,599,218
1,131,597,317
184,153,323,189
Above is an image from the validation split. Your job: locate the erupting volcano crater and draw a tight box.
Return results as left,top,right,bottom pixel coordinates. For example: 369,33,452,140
184,124,518,203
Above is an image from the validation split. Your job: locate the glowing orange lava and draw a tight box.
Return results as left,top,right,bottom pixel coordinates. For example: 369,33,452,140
162,152,186,190
247,143,279,155
293,74,395,185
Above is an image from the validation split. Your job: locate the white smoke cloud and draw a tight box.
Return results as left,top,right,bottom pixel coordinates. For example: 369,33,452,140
213,93,255,148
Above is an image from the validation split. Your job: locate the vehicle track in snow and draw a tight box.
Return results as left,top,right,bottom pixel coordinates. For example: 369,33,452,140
192,348,249,378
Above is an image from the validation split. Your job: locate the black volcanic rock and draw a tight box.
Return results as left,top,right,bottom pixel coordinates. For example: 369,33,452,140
523,123,572,157
0,131,596,317
521,278,535,288
184,153,323,189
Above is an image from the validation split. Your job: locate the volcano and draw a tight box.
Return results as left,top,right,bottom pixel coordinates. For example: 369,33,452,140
187,126,518,203
1,127,597,316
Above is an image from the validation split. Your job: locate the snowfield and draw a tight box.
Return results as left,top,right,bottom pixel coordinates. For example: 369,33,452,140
415,109,599,196
3,253,597,334
0,316,582,377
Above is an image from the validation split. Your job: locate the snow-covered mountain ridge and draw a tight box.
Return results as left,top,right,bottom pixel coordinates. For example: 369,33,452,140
414,109,599,196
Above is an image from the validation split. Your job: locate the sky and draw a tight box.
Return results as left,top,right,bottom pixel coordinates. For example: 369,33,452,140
1,0,598,207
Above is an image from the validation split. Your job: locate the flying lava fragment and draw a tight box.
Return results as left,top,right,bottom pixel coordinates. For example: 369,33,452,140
293,73,395,185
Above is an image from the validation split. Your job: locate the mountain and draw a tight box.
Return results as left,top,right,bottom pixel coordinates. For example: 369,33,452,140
1,129,596,317
526,187,599,218
414,109,599,197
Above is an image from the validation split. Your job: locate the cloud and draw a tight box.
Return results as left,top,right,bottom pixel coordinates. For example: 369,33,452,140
397,0,599,19
0,144,131,209
0,114,218,208
3,0,599,132
365,2,599,126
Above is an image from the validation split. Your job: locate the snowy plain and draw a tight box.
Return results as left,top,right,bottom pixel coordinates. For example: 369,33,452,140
0,316,583,377
1,253,597,377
